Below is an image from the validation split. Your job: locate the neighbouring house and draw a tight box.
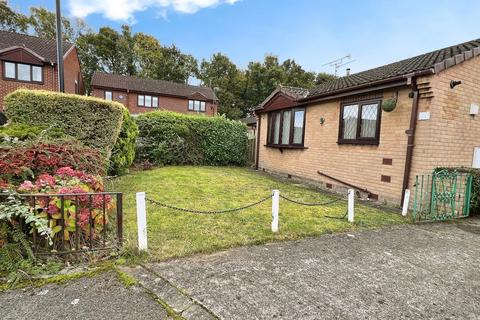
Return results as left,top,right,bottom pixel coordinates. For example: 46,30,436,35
241,115,258,138
255,38,480,206
0,31,84,115
91,72,217,116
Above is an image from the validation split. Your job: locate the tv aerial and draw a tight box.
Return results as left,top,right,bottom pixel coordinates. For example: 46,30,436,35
322,54,355,76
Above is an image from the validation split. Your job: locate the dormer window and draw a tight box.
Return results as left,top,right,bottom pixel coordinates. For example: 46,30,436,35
3,61,43,83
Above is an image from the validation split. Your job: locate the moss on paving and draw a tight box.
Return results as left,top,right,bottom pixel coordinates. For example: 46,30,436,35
109,166,407,262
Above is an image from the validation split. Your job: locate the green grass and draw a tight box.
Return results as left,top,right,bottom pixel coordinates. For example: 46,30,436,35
109,166,407,261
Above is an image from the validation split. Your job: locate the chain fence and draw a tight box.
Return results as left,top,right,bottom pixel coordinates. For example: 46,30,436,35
145,194,272,214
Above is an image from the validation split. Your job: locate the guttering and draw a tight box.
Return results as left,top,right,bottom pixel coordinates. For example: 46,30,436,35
255,114,261,169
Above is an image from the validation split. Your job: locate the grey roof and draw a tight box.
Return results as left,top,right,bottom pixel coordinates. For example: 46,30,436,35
308,38,480,98
92,72,215,100
279,85,310,100
0,31,74,63
241,116,257,125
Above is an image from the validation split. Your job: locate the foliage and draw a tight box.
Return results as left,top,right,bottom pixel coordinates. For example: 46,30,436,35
4,89,124,156
16,167,113,251
0,123,67,142
0,1,29,33
110,166,406,261
135,111,248,166
435,167,480,215
0,140,106,183
109,108,139,176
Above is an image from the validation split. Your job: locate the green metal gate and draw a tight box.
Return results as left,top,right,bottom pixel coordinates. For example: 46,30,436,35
413,170,473,221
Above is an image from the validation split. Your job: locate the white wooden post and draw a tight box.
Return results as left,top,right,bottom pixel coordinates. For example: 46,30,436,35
402,189,410,217
136,192,148,251
271,190,279,233
347,189,354,223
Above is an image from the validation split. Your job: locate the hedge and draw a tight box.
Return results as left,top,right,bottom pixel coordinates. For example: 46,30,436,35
108,108,139,175
435,167,480,215
0,123,68,142
4,89,124,157
136,111,247,166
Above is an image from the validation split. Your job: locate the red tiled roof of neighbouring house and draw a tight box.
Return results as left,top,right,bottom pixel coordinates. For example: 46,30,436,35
0,30,74,63
91,72,215,100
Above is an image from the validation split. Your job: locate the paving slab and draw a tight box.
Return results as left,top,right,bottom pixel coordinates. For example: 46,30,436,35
147,219,480,320
0,272,169,320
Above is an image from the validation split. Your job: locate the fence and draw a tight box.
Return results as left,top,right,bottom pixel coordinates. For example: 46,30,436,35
247,138,256,165
135,189,355,251
19,192,123,254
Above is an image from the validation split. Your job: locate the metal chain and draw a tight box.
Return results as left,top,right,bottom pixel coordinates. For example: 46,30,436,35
145,194,272,214
279,194,345,206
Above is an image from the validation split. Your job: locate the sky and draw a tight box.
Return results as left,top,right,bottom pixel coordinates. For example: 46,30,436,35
9,0,480,76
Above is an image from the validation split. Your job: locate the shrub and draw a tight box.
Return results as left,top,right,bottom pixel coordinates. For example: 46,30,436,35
4,89,124,157
434,167,480,215
108,108,139,175
0,141,105,183
135,111,247,166
0,123,68,142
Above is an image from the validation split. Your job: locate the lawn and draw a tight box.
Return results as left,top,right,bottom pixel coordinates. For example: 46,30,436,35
108,166,407,261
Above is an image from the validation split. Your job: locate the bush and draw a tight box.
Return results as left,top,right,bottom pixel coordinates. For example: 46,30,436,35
435,167,480,215
0,141,105,183
0,123,68,142
4,89,124,157
108,108,139,175
135,111,247,166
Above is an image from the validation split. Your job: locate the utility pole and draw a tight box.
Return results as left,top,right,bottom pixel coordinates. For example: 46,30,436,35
55,0,65,92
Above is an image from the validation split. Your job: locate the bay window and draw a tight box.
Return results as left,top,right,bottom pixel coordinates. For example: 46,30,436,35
338,100,381,145
3,61,43,83
267,107,305,147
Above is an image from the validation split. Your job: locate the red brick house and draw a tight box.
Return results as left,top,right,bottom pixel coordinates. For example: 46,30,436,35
0,31,84,114
255,38,480,206
91,72,217,116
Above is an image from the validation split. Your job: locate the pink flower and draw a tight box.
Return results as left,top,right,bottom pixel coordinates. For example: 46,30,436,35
35,174,56,189
55,167,77,178
18,180,35,192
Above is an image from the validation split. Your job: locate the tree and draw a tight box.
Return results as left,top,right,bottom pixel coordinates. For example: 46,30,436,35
0,1,29,33
198,53,246,119
315,72,337,85
76,33,100,94
133,32,163,79
281,59,316,88
156,45,197,83
29,7,74,41
118,25,136,76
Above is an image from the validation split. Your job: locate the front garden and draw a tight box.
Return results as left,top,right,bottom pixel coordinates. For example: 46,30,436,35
110,166,406,261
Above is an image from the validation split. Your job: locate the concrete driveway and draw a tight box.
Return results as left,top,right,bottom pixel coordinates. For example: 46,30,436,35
144,219,480,319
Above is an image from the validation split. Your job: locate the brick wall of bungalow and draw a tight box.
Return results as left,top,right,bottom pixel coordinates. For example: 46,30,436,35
257,56,480,205
257,87,412,205
408,55,480,192
91,88,217,116
0,48,82,111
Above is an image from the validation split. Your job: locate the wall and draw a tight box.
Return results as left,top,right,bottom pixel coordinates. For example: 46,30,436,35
257,87,413,205
92,87,217,116
0,62,56,111
63,47,84,95
408,55,480,189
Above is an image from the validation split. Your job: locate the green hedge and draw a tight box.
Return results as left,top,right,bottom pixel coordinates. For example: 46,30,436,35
136,111,247,166
108,108,139,175
4,89,124,156
0,123,68,142
435,167,480,215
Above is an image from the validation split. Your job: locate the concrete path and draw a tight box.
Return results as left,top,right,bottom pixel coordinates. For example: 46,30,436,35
0,272,170,320
140,219,480,320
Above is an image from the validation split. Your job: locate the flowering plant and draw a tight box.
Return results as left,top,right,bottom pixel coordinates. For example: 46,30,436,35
16,167,113,251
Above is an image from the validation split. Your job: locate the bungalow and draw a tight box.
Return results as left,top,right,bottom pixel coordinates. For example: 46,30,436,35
91,72,217,116
255,38,480,206
0,31,84,115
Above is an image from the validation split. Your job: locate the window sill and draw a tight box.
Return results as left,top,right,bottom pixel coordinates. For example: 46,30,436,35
337,139,379,146
264,144,308,150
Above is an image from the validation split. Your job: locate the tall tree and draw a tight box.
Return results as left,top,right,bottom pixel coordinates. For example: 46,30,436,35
315,72,337,85
156,45,197,83
76,33,100,94
118,25,137,76
198,53,246,119
0,1,29,33
29,7,75,41
133,32,163,79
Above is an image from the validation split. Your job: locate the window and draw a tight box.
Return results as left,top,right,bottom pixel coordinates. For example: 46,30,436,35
137,95,158,108
267,107,305,147
3,61,43,83
105,91,113,101
338,100,381,145
188,100,206,112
